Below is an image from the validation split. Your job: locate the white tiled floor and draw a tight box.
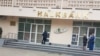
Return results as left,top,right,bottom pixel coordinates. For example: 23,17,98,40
0,47,72,56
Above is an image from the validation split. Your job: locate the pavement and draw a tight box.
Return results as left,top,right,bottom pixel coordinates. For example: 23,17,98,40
0,47,73,56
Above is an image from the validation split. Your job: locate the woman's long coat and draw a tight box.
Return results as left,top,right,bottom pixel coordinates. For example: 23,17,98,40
88,36,95,50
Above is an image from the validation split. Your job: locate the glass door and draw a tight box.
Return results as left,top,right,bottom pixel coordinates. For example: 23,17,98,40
79,27,87,46
30,24,44,44
30,24,36,43
36,24,44,43
23,23,31,42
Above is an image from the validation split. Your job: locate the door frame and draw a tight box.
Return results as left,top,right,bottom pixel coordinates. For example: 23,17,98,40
29,23,36,44
29,24,45,44
35,24,44,44
72,26,80,46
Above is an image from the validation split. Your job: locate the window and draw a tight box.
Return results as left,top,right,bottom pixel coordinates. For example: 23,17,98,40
18,32,23,40
35,19,43,24
19,18,26,22
24,32,30,40
79,36,83,46
73,27,79,34
95,38,100,48
18,23,25,31
83,22,92,27
80,27,87,36
25,23,31,32
27,19,34,23
73,21,82,26
96,28,100,37
44,20,51,24
45,25,51,32
71,34,78,45
93,22,100,27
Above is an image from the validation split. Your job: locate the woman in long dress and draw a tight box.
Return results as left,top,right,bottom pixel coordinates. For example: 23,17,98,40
88,33,95,51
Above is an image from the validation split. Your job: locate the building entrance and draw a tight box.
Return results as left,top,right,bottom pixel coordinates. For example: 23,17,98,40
72,21,100,48
18,18,51,44
72,27,96,46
